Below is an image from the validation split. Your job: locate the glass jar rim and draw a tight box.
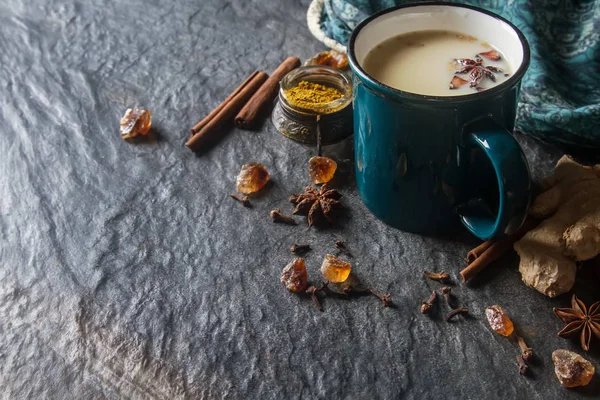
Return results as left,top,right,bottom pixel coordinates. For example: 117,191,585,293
279,66,353,115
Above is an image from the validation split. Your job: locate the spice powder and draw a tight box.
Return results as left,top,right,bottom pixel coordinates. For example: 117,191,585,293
284,81,344,112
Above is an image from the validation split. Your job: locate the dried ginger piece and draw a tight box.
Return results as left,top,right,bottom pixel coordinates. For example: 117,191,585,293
514,155,600,297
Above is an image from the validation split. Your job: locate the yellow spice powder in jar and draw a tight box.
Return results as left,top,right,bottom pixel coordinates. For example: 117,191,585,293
283,81,344,112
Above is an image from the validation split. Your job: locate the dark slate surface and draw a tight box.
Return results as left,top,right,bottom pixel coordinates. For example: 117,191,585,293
1,0,599,398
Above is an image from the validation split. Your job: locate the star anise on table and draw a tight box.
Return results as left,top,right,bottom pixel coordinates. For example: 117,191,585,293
289,184,342,227
553,294,600,351
450,57,502,89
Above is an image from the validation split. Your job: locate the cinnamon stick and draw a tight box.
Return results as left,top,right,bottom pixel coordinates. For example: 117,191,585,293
186,71,268,152
460,217,539,283
234,56,301,129
466,240,494,264
190,70,259,134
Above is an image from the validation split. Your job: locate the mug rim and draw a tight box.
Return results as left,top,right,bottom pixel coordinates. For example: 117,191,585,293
347,1,531,102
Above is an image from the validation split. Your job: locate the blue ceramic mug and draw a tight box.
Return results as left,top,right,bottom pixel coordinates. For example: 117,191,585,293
348,2,531,239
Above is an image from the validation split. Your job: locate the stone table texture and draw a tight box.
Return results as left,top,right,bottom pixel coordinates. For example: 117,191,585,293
1,0,599,398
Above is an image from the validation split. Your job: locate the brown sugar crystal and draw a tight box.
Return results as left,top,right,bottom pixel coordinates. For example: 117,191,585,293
281,258,308,293
308,156,337,184
552,349,595,388
320,254,351,283
120,108,152,139
485,305,514,336
235,163,270,195
305,50,349,70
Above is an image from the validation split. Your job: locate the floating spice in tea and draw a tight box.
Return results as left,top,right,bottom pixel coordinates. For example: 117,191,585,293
120,108,152,139
451,57,503,89
308,156,337,184
478,49,501,61
456,34,477,42
449,76,468,89
236,163,270,194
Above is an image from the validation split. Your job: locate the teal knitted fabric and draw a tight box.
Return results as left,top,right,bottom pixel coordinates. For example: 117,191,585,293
319,0,600,154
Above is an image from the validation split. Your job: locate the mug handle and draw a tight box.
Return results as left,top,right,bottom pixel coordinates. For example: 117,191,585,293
458,129,531,240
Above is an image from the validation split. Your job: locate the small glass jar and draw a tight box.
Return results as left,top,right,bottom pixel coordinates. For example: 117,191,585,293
271,66,353,145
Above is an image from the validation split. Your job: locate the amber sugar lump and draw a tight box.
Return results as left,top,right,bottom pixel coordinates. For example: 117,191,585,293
552,349,595,388
281,258,308,293
321,254,351,283
235,163,270,195
120,108,152,139
485,305,514,336
309,156,337,184
304,50,349,70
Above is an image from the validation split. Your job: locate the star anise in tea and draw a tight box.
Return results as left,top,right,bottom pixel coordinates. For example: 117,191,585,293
289,184,342,227
553,294,600,351
451,57,502,88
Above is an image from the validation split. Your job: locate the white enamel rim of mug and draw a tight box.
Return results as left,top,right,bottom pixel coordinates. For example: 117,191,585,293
348,2,531,102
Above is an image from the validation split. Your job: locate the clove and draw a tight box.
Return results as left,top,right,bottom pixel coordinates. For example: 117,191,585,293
335,240,353,258
423,270,450,283
290,244,311,254
320,282,349,298
302,281,391,311
368,288,393,307
304,282,348,312
270,209,297,225
445,306,469,321
230,193,250,207
516,354,529,375
441,286,454,308
420,290,437,314
341,285,392,307
305,286,323,311
516,336,533,361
